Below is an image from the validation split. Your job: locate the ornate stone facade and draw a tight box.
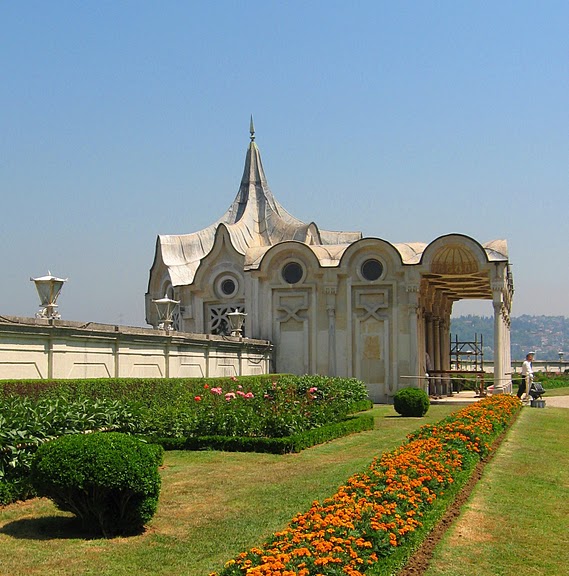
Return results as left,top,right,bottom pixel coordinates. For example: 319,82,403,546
146,125,513,402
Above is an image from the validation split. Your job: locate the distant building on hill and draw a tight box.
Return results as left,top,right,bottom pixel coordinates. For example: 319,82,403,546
146,123,514,401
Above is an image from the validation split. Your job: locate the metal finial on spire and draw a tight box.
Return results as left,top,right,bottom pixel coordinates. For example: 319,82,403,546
249,115,255,141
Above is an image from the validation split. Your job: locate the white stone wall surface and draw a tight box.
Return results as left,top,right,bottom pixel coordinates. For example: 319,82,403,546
0,316,272,380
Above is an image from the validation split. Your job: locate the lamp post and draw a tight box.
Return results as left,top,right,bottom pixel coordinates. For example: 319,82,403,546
227,309,247,337
30,272,67,319
152,294,180,331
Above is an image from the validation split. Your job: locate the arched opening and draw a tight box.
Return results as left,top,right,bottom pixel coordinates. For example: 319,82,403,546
419,241,513,396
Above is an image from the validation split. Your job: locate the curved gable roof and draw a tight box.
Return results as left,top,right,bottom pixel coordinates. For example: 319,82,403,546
154,128,362,287
389,236,509,266
149,128,509,292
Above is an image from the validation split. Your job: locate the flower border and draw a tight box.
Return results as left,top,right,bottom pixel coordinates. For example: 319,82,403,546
213,395,521,576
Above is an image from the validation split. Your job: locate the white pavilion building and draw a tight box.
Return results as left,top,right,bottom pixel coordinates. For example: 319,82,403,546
146,123,514,402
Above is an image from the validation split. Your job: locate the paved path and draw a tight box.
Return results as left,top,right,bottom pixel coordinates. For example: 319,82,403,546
428,390,569,408
429,390,485,405
542,395,569,408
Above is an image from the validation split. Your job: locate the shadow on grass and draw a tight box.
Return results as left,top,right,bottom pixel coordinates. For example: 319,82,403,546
384,415,426,419
0,515,100,540
0,515,144,541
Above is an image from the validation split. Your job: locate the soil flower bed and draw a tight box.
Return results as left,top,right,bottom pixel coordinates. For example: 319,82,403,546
211,395,520,576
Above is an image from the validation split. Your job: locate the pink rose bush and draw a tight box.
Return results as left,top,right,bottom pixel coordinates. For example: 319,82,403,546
137,375,370,439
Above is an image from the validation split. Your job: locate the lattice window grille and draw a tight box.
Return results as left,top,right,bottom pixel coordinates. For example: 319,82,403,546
209,304,246,336
171,307,181,331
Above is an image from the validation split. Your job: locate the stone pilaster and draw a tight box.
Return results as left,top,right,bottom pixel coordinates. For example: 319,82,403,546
324,284,337,376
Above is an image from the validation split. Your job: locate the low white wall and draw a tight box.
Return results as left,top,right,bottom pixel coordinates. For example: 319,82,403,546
0,316,272,380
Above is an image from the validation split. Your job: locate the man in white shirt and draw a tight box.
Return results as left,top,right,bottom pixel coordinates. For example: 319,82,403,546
518,352,534,401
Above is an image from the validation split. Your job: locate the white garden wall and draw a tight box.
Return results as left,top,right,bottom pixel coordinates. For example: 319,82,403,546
0,316,272,380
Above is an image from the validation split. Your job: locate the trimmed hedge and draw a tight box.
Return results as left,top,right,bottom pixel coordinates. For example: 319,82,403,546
1,375,372,505
30,433,163,537
534,373,569,390
140,413,375,454
0,375,293,402
0,396,141,505
0,375,371,440
393,387,430,417
0,479,25,507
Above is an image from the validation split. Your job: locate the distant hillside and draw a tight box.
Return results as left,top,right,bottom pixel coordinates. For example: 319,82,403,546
450,315,569,361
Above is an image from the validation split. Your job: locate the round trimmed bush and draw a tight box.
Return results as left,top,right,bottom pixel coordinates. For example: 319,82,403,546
393,387,430,417
31,432,163,537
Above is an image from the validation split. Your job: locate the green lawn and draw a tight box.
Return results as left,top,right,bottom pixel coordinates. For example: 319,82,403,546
2,400,566,576
425,405,569,576
0,404,457,576
548,385,569,396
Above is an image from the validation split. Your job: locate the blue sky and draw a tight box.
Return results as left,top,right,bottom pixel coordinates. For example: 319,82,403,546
2,1,568,326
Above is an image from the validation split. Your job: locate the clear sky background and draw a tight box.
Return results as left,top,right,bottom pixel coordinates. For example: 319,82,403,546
2,1,568,327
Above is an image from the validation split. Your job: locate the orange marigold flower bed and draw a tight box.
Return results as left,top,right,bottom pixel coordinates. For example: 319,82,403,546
212,395,520,576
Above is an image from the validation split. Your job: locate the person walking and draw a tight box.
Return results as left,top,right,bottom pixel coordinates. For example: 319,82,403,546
517,352,534,402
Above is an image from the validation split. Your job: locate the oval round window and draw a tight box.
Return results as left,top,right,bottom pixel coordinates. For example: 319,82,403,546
216,275,239,298
282,262,303,284
221,278,236,296
361,259,383,281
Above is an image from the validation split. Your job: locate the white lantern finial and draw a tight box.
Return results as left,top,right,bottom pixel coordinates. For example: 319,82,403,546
31,272,67,319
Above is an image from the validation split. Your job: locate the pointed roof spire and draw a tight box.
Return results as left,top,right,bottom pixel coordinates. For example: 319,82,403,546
249,115,255,142
150,125,362,288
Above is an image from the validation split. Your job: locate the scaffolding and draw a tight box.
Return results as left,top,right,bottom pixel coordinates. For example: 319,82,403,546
450,333,484,372
423,334,487,397
447,333,486,396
